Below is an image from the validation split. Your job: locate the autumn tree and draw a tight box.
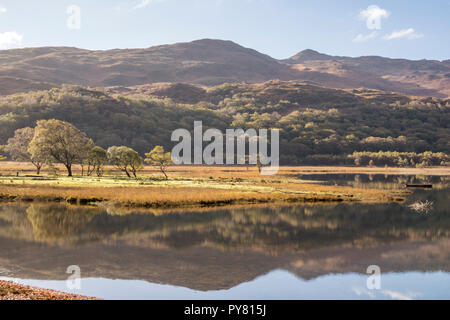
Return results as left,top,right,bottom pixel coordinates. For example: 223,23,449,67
107,146,143,178
29,119,93,176
4,127,46,174
145,146,172,179
0,145,6,161
86,146,108,177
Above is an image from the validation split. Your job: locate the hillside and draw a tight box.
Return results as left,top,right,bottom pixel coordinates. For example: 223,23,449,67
0,82,448,165
0,199,448,290
0,40,293,89
0,39,448,98
284,49,450,98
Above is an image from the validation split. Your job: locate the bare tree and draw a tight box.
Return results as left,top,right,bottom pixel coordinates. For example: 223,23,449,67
5,127,46,174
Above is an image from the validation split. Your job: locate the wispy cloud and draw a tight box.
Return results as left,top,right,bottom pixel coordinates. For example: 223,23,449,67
0,6,7,14
132,0,165,10
353,31,378,43
359,5,390,30
0,31,23,50
352,287,376,298
382,290,422,300
383,28,423,40
352,287,422,300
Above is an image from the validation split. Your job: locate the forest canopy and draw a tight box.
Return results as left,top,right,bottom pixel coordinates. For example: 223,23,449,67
0,82,448,166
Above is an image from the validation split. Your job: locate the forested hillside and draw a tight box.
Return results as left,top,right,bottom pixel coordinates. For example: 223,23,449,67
0,81,449,165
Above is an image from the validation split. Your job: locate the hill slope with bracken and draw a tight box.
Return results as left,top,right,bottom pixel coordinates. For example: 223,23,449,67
0,39,448,98
0,39,293,89
283,49,450,98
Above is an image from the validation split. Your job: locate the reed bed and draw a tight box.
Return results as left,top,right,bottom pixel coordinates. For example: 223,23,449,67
0,175,407,208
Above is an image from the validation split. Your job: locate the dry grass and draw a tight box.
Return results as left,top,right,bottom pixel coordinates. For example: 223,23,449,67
0,168,406,208
0,183,404,207
1,162,449,178
0,162,418,208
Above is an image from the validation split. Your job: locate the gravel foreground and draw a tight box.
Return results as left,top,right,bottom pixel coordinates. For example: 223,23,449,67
0,281,100,300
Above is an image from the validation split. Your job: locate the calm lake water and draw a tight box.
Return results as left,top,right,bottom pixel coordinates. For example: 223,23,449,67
0,174,449,300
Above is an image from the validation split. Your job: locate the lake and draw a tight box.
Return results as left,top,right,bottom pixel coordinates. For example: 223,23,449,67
0,174,449,300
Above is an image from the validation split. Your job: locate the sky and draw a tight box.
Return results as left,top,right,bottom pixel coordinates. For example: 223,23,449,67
0,0,449,60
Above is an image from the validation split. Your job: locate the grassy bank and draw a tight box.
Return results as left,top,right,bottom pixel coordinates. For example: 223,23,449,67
0,163,417,208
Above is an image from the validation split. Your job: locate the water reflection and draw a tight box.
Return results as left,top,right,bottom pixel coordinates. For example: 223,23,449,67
0,175,448,298
299,174,449,190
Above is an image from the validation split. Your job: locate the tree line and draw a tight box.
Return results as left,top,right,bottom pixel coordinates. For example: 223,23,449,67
1,119,172,178
0,84,448,166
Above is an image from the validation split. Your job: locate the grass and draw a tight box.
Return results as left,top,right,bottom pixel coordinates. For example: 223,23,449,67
0,162,425,209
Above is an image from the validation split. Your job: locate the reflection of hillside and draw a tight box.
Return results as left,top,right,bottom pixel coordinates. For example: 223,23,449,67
0,204,102,244
0,236,448,291
0,190,449,251
0,189,449,290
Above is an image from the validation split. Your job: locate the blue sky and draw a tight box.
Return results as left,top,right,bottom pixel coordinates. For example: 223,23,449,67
0,0,448,60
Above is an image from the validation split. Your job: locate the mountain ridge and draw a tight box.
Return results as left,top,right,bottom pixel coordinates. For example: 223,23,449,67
0,39,448,98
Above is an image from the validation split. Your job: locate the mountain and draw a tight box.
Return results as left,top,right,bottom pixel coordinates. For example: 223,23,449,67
0,39,293,89
284,49,450,98
0,39,449,98
0,76,57,95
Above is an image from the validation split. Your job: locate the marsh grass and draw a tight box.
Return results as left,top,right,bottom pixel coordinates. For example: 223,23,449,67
0,179,407,209
0,162,419,208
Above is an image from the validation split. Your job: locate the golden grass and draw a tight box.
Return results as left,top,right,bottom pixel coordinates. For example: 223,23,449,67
0,162,411,208
1,162,449,179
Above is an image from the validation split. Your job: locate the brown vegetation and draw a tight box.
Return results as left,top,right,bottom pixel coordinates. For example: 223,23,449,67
0,163,413,208
0,39,448,97
0,281,98,300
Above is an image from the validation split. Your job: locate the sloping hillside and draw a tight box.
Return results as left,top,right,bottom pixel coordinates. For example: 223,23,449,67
1,82,448,164
0,39,448,97
284,49,450,98
0,39,293,88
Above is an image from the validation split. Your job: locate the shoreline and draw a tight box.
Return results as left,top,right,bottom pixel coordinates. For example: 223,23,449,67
0,178,408,208
0,280,99,300
1,164,445,209
0,177,411,209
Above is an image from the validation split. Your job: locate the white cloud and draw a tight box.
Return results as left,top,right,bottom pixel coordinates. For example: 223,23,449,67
359,5,390,30
383,28,423,40
352,287,376,298
352,287,422,301
0,31,23,50
132,0,165,10
353,31,378,43
0,6,6,14
382,290,422,300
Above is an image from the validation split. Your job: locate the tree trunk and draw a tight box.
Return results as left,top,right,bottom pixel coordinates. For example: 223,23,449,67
124,169,131,178
67,165,73,177
36,165,41,175
161,167,168,180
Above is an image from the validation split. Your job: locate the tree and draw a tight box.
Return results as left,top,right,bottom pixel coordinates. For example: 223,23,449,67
29,119,92,177
107,146,143,178
86,146,108,177
0,145,6,161
4,127,46,174
145,146,172,179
